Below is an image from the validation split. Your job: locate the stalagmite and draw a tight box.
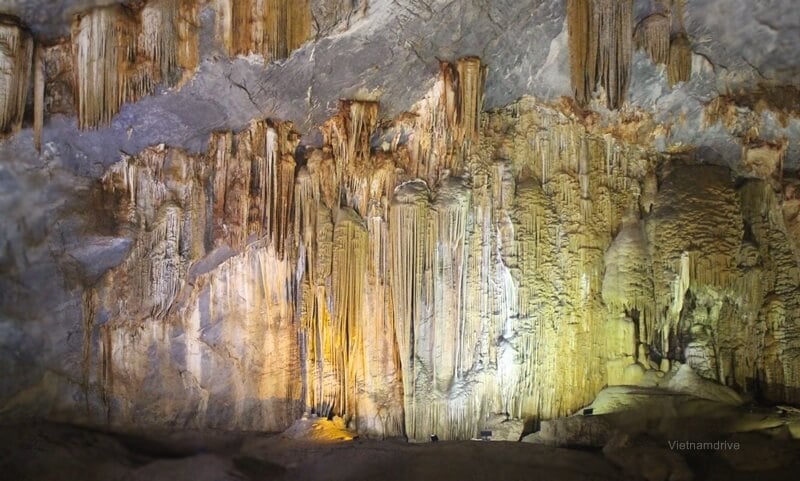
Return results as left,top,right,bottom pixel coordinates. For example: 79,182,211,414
603,216,654,383
0,16,33,136
667,32,692,86
567,0,633,109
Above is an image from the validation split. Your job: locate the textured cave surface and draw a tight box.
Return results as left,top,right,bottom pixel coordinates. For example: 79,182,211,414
2,0,800,479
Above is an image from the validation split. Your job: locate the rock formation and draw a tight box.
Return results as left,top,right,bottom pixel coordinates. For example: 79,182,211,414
1,0,799,446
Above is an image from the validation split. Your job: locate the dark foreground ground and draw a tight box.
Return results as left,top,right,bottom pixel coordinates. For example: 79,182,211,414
2,421,799,481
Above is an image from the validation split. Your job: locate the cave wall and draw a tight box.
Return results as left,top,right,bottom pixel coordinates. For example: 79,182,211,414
75,72,800,440
1,0,799,441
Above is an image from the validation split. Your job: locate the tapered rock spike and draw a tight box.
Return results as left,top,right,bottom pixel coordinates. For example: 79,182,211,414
0,15,33,136
568,0,633,109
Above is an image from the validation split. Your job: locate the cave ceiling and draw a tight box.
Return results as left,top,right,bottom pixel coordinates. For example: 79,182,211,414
0,0,798,173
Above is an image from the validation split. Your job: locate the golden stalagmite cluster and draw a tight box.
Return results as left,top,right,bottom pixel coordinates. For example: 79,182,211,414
0,16,33,136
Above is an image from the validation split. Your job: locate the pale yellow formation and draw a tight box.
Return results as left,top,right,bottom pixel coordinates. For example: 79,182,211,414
603,216,653,383
215,0,311,60
0,16,33,135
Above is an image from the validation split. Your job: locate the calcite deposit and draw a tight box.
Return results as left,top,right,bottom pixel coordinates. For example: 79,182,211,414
1,0,799,451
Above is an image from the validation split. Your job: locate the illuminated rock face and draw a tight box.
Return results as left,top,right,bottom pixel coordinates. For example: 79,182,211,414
1,0,800,444
74,63,800,440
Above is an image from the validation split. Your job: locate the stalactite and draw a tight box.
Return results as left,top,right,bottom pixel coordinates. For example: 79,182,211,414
0,16,33,136
667,32,692,86
43,43,74,116
567,0,633,109
209,120,298,252
296,128,402,435
323,100,379,181
33,45,44,151
408,57,486,186
455,57,486,144
321,100,381,214
176,0,199,82
635,13,670,65
72,1,198,129
268,0,312,60
431,177,471,390
81,289,97,411
216,0,311,60
330,208,369,421
138,0,176,91
593,0,633,109
567,0,593,106
72,5,137,129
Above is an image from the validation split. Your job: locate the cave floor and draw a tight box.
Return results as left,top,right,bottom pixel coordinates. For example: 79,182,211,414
2,421,799,481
